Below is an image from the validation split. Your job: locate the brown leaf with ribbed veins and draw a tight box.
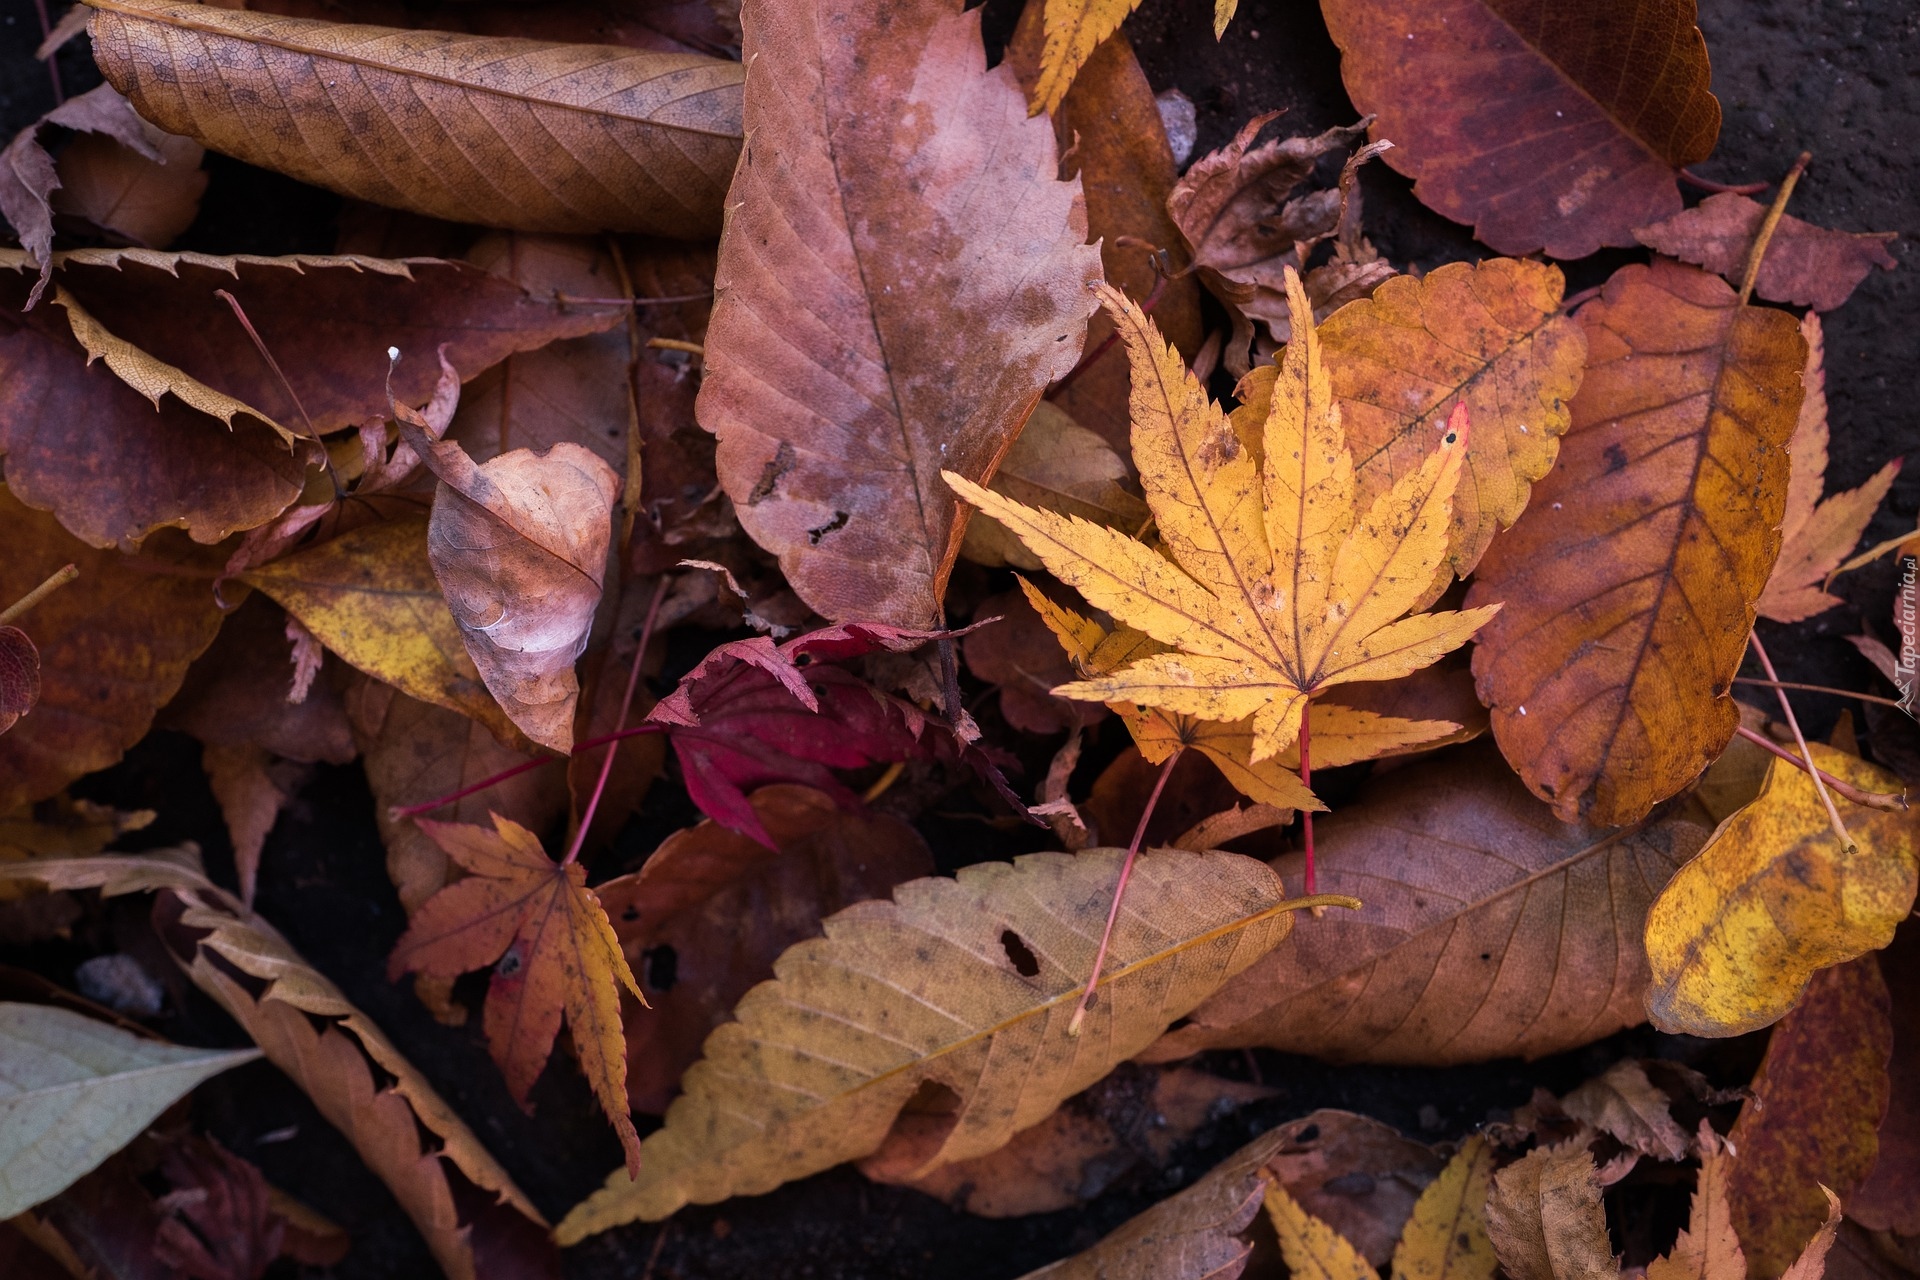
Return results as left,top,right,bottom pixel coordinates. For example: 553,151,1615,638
700,0,1100,627
88,0,744,237
1466,260,1805,826
1560,1060,1690,1162
1486,1143,1617,1280
410,432,618,753
600,785,933,1114
1636,193,1899,313
1141,742,1707,1066
1321,0,1719,259
958,402,1149,574
0,628,39,737
0,488,223,811
52,130,206,252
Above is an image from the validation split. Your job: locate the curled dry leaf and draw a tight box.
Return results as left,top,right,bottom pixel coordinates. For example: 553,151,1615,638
598,784,934,1114
152,1136,285,1280
408,431,618,753
1726,958,1893,1278
1486,1142,1617,1280
0,1003,260,1218
1248,258,1588,598
1635,192,1900,313
860,1065,1276,1217
1392,1137,1498,1280
1321,0,1719,259
52,130,207,251
1643,743,1917,1037
0,848,549,1280
1143,743,1708,1065
1560,1060,1691,1162
0,627,39,735
557,847,1338,1239
388,815,643,1173
1467,260,1806,825
951,276,1495,763
88,0,746,237
1646,1124,1743,1280
1757,313,1901,624
958,401,1149,574
701,0,1100,627
242,517,521,743
0,249,618,548
1005,2,1205,452
0,488,224,811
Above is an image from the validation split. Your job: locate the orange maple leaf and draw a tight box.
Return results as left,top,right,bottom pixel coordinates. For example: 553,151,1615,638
390,814,643,1175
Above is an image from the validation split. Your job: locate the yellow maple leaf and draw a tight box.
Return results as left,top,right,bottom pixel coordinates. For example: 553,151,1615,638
945,269,1498,766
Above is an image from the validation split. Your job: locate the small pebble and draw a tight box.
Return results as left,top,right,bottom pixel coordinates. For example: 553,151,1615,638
75,953,164,1017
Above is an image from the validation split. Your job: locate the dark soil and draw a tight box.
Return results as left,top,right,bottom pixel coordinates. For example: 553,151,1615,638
2,1,1913,1277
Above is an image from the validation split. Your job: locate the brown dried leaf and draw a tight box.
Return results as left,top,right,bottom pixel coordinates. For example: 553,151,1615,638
409,432,618,752
1486,1142,1618,1280
88,0,745,237
160,597,355,767
1852,927,1920,1235
598,785,933,1113
0,488,223,810
200,744,297,909
1142,743,1708,1065
1321,0,1719,258
958,402,1149,573
1561,1060,1691,1162
1647,1126,1744,1280
0,627,39,736
1006,3,1205,451
1636,193,1899,312
1727,958,1893,1278
700,0,1100,626
964,585,1107,736
51,130,206,250
1466,260,1805,825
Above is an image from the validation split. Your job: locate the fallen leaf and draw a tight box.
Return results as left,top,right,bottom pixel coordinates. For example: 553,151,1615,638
0,248,618,548
1026,0,1138,116
200,744,300,908
0,847,551,1280
0,1002,259,1218
1726,958,1893,1277
958,402,1150,573
1268,1180,1382,1280
0,627,39,735
159,596,356,768
88,0,746,236
0,488,224,811
1392,1137,1498,1280
388,814,643,1172
1258,258,1588,596
242,517,522,743
1320,0,1719,258
950,274,1497,763
1561,1060,1691,1162
1757,313,1901,623
1264,1111,1446,1268
1466,259,1805,825
347,678,567,918
598,785,933,1113
1643,743,1917,1037
0,84,168,297
1016,1124,1282,1279
1851,926,1920,1234
555,847,1340,1239
1648,1125,1744,1280
646,622,979,847
213,0,735,54
1141,742,1708,1065
152,1137,284,1280
1485,1142,1617,1280
1636,193,1899,313
406,432,618,752
964,585,1107,735
1005,2,1205,451
701,0,1100,626
860,1064,1276,1216
564,573,669,856
1780,1191,1845,1280
51,130,206,250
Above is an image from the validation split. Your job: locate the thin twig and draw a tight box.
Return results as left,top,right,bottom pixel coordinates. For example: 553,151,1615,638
1069,749,1181,1036
645,337,706,357
1735,726,1907,812
1678,168,1771,196
1738,152,1811,306
555,292,713,308
607,238,647,555
0,564,78,625
563,576,671,866
1732,675,1904,709
31,0,62,105
215,290,319,440
1749,631,1854,848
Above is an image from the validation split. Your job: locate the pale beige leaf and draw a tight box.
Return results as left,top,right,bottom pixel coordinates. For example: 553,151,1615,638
1647,1126,1744,1280
557,848,1342,1239
1486,1143,1618,1280
0,1002,259,1218
88,0,744,236
1561,1060,1691,1162
960,401,1148,571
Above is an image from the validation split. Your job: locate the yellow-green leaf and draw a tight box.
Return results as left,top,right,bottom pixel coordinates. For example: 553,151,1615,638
1392,1137,1497,1280
1268,1181,1382,1280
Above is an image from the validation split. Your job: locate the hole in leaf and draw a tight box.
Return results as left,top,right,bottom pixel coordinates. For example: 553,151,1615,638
644,945,679,992
1000,929,1039,977
494,945,524,978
